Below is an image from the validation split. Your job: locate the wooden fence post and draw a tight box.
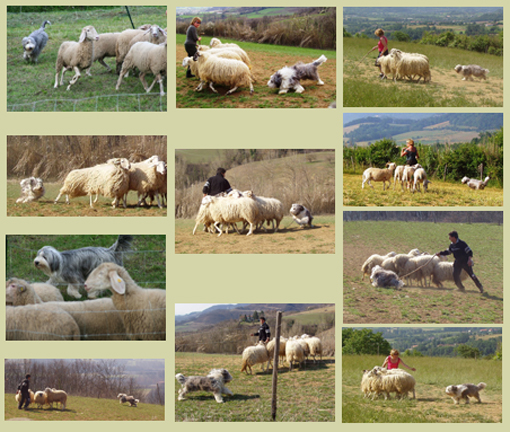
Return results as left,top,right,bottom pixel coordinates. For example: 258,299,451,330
271,311,282,421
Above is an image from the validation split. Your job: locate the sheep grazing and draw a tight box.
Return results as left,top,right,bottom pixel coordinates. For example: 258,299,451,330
44,387,67,410
413,168,431,192
285,339,306,371
16,177,45,203
362,163,397,190
54,25,99,91
241,342,270,374
364,366,416,400
116,40,167,96
370,265,404,289
6,304,80,340
461,176,490,190
192,50,254,95
54,158,131,209
361,252,397,280
84,262,166,340
118,393,139,407
114,24,151,74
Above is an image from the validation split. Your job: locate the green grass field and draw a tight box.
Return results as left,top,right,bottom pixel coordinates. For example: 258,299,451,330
343,221,503,324
176,34,336,108
7,6,167,111
343,38,503,107
5,393,164,420
175,215,335,254
6,235,166,296
343,173,503,207
343,355,502,423
175,352,335,422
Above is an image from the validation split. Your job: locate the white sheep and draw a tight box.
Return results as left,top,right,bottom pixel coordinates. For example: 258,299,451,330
210,37,240,49
285,339,306,371
266,336,288,369
365,367,416,399
370,265,404,289
192,196,216,235
304,336,322,363
116,40,167,96
114,24,151,74
127,157,165,208
84,262,166,341
16,177,45,203
54,25,99,91
402,165,419,191
395,51,431,83
362,163,397,190
241,342,270,374
206,194,259,236
431,262,469,288
44,387,67,410
183,49,249,80
413,168,431,192
380,256,398,273
206,46,252,69
87,32,120,74
54,158,131,209
192,50,254,95
361,252,397,280
31,283,64,302
6,304,80,340
128,24,166,50
461,176,490,190
393,165,405,191
6,278,63,305
34,391,48,408
251,194,284,232
403,255,443,287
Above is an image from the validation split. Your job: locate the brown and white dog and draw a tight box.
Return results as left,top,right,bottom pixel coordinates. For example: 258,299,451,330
445,382,486,404
176,369,233,403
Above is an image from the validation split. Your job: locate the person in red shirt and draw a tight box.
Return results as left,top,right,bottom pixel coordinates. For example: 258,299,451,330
382,349,416,371
370,28,389,78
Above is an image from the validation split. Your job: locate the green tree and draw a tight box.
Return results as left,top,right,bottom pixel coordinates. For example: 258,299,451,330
342,329,392,355
456,344,481,359
393,31,411,42
253,310,259,321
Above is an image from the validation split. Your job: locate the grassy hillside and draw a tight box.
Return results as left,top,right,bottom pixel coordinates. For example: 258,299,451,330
343,173,503,207
7,7,167,111
5,393,164,420
343,355,501,423
343,221,503,324
175,352,335,421
343,38,503,107
176,35,336,108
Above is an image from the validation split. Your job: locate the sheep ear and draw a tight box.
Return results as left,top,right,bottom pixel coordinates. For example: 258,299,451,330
109,270,126,295
79,29,87,43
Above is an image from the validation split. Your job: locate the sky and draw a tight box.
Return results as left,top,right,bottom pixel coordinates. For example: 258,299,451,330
175,303,236,316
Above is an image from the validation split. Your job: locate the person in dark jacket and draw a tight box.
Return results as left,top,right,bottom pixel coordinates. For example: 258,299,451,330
436,230,484,294
184,17,202,78
401,139,419,166
17,374,31,410
251,317,271,343
203,168,232,197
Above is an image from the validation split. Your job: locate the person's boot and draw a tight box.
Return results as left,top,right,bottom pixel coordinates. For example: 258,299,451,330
186,67,195,78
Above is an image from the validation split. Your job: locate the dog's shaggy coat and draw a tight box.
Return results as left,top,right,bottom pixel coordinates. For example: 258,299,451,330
445,382,486,404
176,369,233,403
454,64,489,81
290,204,314,228
117,393,139,407
33,235,133,299
267,55,327,94
22,20,51,63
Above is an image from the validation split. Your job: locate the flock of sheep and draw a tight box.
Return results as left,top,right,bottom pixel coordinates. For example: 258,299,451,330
16,388,68,410
6,262,166,341
361,249,469,289
241,334,323,374
361,366,416,400
376,48,431,83
183,37,254,95
361,163,490,193
18,155,167,209
193,190,285,236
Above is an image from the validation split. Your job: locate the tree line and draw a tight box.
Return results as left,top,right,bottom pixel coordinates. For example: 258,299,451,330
343,211,503,224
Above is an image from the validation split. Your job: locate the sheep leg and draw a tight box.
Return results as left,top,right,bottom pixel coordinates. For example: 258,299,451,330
66,67,82,91
209,82,219,93
225,86,238,95
246,222,254,236
138,72,150,92
89,194,95,209
59,66,72,86
195,81,205,92
214,221,223,237
98,59,112,72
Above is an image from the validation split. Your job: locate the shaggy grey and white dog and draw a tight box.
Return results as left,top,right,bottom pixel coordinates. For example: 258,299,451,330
445,382,486,404
267,55,327,94
370,265,404,289
22,20,51,63
454,64,489,81
176,369,233,403
461,176,490,190
290,204,314,228
117,393,139,407
16,177,45,203
33,235,133,299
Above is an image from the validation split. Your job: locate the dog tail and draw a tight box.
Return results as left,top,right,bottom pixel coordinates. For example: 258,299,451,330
41,20,51,29
175,373,187,385
111,235,134,252
477,382,487,390
313,55,327,67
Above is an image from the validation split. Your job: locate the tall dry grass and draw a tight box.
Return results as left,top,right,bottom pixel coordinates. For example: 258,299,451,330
7,136,167,182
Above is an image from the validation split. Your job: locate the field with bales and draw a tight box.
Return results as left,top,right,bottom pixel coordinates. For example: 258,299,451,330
7,6,167,112
343,220,503,324
343,354,501,423
343,38,503,107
